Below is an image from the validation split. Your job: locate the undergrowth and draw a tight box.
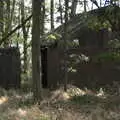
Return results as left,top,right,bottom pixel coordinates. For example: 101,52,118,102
0,83,120,120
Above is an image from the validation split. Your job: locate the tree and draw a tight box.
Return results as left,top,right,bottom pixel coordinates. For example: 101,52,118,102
0,14,32,45
0,1,4,39
50,0,54,30
3,0,16,46
58,0,63,24
40,0,45,36
90,0,99,8
21,0,30,74
32,0,42,102
63,0,69,91
4,0,10,46
70,0,78,17
83,0,87,12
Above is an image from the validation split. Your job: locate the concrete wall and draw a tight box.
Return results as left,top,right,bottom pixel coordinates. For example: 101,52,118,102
46,48,120,89
0,47,21,89
42,29,120,89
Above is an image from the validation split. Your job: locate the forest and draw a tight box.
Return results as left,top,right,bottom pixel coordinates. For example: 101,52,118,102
0,0,120,119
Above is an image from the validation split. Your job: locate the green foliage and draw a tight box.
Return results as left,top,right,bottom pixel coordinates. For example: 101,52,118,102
43,32,62,45
93,51,120,63
92,38,120,63
108,39,120,48
88,6,120,31
47,34,57,40
88,16,111,31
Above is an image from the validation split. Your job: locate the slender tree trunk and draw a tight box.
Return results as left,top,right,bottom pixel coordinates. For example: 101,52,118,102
84,0,87,12
9,0,15,45
21,0,30,74
3,0,15,46
0,1,4,39
17,1,21,46
63,0,69,91
100,0,102,7
59,0,63,24
70,0,77,18
32,0,42,102
40,0,45,36
4,0,10,46
9,0,15,32
50,0,54,30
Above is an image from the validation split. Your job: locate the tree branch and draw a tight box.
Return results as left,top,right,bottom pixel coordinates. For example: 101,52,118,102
0,14,32,45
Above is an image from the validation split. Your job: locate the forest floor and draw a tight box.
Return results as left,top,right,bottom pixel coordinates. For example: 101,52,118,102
0,84,120,120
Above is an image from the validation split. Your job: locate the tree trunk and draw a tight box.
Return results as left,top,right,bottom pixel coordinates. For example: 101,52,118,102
32,0,42,102
3,0,16,47
50,0,54,30
84,0,87,12
4,0,11,46
0,1,4,39
70,0,78,18
59,0,63,24
9,0,15,45
63,0,69,91
40,0,45,36
21,0,30,74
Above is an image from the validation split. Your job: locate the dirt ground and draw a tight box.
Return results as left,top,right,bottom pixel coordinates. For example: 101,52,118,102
0,85,120,120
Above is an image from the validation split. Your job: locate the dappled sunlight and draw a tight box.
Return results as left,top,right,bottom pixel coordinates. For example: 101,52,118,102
67,85,106,99
0,96,8,105
50,89,70,103
17,108,27,117
48,85,108,104
67,86,86,97
15,95,22,99
96,88,106,98
69,53,90,63
0,86,120,120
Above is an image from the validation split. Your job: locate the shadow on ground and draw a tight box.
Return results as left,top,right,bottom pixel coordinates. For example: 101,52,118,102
0,85,120,120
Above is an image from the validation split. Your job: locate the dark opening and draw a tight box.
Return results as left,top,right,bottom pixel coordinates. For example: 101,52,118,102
98,30,104,48
41,47,48,88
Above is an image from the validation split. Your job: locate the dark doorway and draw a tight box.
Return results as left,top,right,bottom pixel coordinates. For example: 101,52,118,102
41,47,48,88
